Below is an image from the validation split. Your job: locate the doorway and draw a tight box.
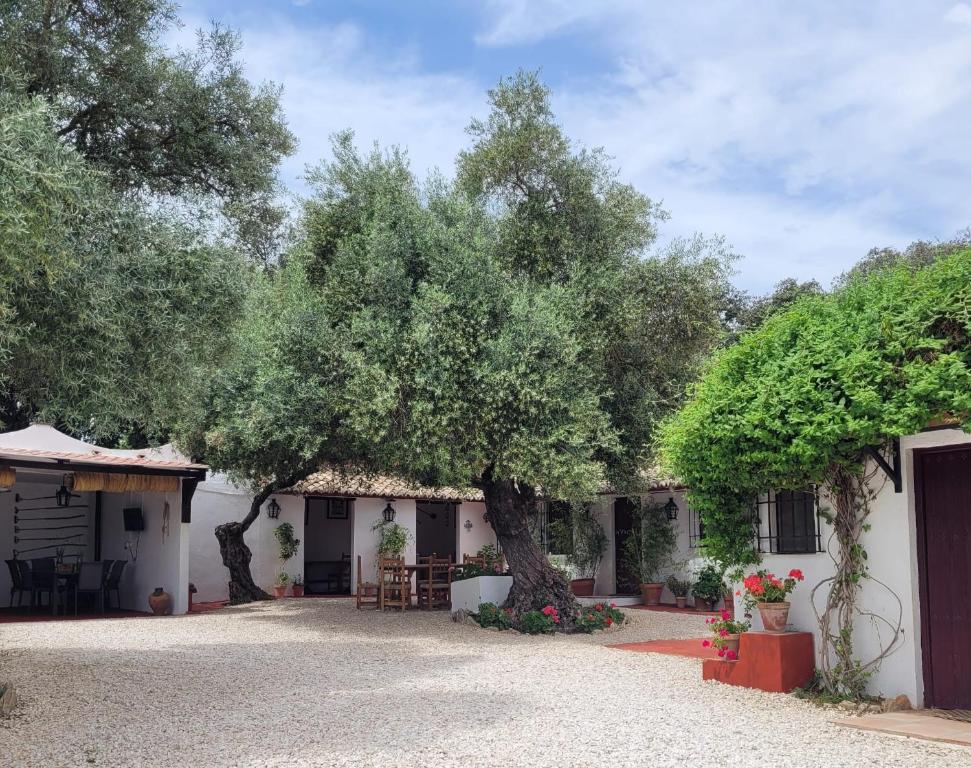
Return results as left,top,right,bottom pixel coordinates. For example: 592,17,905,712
915,444,971,709
302,498,352,595
416,501,457,561
614,497,639,595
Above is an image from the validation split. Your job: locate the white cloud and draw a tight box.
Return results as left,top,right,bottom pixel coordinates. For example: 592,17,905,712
174,2,971,292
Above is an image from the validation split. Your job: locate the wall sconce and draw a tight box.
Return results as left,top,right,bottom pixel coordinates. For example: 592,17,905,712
55,483,72,507
664,496,679,521
464,519,473,532
266,498,281,519
382,499,396,522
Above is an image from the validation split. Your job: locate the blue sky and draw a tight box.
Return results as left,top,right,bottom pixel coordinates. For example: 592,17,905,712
176,1,971,292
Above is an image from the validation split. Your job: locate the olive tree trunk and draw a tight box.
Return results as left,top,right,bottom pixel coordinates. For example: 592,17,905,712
480,471,580,630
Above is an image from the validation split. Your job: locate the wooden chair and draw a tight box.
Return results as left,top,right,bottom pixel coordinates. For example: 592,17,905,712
355,555,379,609
418,554,452,610
462,554,486,568
378,555,410,611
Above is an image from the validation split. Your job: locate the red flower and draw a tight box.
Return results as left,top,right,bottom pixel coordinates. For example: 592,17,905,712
788,569,804,581
605,617,613,626
610,602,617,608
702,639,711,648
716,648,726,657
594,603,604,611
725,649,737,660
719,629,729,638
720,610,731,621
735,590,741,596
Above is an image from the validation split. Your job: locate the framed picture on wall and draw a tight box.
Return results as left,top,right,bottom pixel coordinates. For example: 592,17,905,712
326,499,349,520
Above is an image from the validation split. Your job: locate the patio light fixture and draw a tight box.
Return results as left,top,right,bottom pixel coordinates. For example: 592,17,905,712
663,497,679,521
266,498,281,519
382,500,396,522
463,519,473,532
55,483,72,507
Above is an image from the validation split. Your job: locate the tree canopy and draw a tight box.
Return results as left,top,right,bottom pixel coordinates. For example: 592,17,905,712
0,89,249,441
658,250,971,565
0,0,296,261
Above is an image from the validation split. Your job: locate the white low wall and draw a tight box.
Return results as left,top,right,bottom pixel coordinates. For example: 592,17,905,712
450,575,513,614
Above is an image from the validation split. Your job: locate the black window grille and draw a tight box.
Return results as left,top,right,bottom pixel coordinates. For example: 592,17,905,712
529,501,572,555
688,505,705,548
754,488,821,554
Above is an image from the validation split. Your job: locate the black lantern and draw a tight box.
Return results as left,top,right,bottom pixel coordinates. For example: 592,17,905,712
55,483,72,508
266,498,281,519
463,519,473,532
382,500,396,522
663,496,679,521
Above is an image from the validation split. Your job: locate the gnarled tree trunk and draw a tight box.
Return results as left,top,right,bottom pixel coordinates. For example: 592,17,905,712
215,483,274,604
480,470,580,630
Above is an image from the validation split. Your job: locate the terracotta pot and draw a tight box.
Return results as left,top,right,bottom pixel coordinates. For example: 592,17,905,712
675,596,687,609
291,584,304,598
694,598,712,612
758,601,790,632
273,585,288,598
148,588,172,616
722,633,741,657
640,582,664,606
570,578,595,597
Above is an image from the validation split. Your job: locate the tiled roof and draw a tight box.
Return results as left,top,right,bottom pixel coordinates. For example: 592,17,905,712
0,445,207,473
286,466,484,502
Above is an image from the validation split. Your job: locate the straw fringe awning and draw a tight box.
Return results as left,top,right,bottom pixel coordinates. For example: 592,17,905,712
71,471,179,493
0,466,14,489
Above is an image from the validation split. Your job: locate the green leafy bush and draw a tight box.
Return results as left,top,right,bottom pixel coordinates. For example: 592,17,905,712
576,601,625,632
692,565,726,606
621,501,678,584
473,602,513,629
372,520,410,556
519,609,557,635
273,522,300,562
666,575,692,598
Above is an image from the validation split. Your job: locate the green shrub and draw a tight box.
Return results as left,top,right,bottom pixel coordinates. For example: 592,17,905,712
576,601,625,632
473,602,513,630
519,605,559,634
692,565,725,605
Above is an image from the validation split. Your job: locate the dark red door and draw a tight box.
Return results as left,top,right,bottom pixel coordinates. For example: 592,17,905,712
915,444,971,709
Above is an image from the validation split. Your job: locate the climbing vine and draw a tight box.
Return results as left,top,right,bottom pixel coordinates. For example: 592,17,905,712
659,251,971,696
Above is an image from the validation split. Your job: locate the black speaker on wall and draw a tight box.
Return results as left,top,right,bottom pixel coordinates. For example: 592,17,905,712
123,507,145,532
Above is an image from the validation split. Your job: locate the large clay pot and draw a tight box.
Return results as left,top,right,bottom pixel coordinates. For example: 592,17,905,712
148,588,172,616
570,578,595,597
675,596,687,609
291,584,305,598
758,601,790,632
273,585,288,598
640,582,663,606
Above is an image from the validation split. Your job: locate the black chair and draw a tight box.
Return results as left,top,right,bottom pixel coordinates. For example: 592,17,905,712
73,562,106,614
28,562,57,612
105,559,126,610
5,559,31,607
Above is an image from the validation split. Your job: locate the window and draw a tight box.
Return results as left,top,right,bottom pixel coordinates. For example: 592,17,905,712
688,505,705,548
754,488,820,554
530,500,572,555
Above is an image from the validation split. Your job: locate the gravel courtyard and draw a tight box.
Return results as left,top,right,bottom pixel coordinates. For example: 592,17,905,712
0,599,966,767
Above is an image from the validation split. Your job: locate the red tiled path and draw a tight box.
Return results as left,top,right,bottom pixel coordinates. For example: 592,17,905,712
609,637,717,659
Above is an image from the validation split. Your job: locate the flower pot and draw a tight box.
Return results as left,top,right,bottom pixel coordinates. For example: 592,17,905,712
273,585,288,598
694,598,712,612
722,633,741,658
758,601,790,632
148,588,172,616
291,584,305,598
569,578,595,597
640,582,663,606
675,596,687,609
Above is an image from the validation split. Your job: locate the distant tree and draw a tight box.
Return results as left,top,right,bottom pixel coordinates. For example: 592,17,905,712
0,0,296,261
835,229,971,288
0,90,248,441
731,277,824,337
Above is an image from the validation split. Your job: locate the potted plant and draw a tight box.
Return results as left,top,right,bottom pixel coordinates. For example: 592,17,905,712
666,575,692,609
274,571,290,598
621,501,678,606
691,564,725,611
701,609,751,660
741,568,805,632
273,521,301,595
372,519,410,557
550,504,607,597
291,573,304,598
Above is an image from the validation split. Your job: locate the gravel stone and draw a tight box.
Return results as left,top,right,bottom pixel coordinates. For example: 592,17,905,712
0,599,967,767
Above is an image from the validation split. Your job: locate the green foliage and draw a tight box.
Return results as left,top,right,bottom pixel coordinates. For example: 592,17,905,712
273,522,300,563
621,502,678,584
473,602,513,630
0,90,248,440
372,520,410,556
576,601,625,633
0,1,295,261
549,504,608,580
691,565,726,605
276,571,290,586
518,609,556,635
660,251,971,566
665,575,692,598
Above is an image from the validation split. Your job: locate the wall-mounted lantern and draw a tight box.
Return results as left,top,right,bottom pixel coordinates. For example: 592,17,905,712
664,496,679,521
266,498,281,519
55,483,72,508
463,519,473,532
382,499,396,522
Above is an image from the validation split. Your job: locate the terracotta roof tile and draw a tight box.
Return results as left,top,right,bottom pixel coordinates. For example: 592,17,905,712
0,445,207,473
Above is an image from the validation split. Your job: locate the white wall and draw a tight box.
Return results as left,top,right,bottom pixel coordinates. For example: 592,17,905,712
100,485,189,614
735,428,971,705
456,501,497,561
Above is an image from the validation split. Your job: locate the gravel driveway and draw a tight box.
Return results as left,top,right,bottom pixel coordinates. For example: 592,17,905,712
0,599,966,767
